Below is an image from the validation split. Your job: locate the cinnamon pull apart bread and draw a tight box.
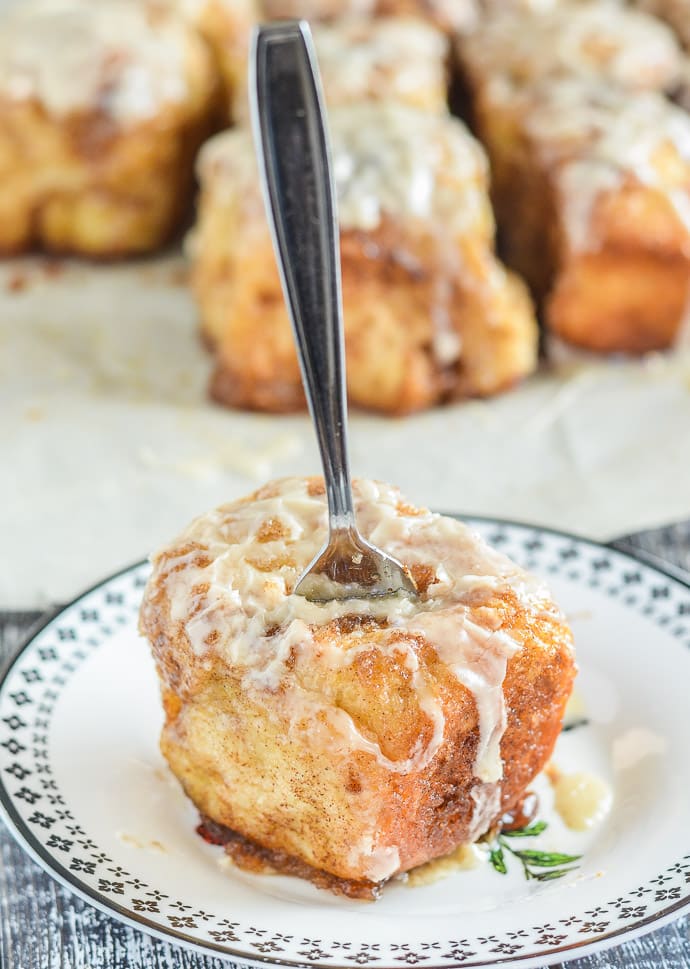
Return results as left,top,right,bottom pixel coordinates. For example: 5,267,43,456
233,17,450,119
0,0,219,257
191,103,538,414
458,0,683,97
139,477,576,899
458,73,690,353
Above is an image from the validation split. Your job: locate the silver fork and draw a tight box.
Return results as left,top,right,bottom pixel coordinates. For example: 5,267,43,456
250,21,417,603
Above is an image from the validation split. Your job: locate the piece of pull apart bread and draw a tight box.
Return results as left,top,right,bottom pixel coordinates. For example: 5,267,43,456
457,3,690,354
459,0,683,95
233,17,450,120
0,0,219,257
139,478,576,899
191,102,538,414
461,76,690,354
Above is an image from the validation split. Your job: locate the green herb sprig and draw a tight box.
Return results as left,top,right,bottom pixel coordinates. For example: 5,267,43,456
488,821,580,882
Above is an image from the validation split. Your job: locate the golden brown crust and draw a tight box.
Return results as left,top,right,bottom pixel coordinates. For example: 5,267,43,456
197,816,382,900
547,251,690,353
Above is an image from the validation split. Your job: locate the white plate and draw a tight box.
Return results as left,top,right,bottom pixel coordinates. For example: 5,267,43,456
1,519,689,968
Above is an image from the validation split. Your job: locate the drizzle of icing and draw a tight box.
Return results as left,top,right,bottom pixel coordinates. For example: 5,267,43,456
143,478,553,807
196,102,490,235
467,783,502,841
145,479,545,781
311,17,447,110
0,0,194,121
550,769,612,831
462,1,682,93
234,16,448,119
406,613,518,782
511,77,690,254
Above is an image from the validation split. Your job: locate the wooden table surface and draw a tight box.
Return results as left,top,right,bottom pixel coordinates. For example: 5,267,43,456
1,522,689,969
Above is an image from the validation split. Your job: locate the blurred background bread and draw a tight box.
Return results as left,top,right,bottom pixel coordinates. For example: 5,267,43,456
232,15,450,118
0,0,220,257
1,0,690,399
457,0,690,353
190,103,538,414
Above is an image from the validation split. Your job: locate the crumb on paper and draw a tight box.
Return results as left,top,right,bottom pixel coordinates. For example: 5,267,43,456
42,258,64,279
168,264,189,286
6,270,28,293
24,406,45,422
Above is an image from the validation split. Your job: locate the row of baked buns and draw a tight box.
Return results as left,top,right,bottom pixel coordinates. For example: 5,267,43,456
0,0,473,257
3,0,690,412
190,14,541,414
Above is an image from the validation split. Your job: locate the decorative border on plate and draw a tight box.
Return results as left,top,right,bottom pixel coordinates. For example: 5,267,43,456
1,520,689,968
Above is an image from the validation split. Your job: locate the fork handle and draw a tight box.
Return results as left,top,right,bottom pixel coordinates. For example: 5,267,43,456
251,21,355,527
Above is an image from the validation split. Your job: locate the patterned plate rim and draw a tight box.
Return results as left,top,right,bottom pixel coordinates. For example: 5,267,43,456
0,516,689,969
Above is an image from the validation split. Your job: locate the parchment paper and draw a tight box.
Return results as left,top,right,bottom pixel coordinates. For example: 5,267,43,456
2,253,689,608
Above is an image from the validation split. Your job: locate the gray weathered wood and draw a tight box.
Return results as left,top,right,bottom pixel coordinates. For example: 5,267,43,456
1,520,689,968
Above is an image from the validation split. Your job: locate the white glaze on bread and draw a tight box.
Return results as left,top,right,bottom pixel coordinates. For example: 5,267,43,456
0,0,195,121
197,102,489,234
311,17,448,108
142,478,550,794
463,0,682,92
521,78,690,253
